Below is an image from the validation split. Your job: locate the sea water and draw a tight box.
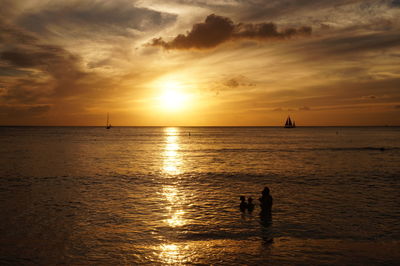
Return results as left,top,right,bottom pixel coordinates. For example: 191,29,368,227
0,126,399,264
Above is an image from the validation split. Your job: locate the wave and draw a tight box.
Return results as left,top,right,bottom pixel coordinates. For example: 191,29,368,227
183,147,400,153
320,147,394,151
178,231,261,241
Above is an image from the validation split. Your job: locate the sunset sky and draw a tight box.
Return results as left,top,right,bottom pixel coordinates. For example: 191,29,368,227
1,0,400,126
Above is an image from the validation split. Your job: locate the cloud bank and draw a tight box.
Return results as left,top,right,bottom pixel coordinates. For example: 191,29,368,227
150,14,312,49
17,0,176,39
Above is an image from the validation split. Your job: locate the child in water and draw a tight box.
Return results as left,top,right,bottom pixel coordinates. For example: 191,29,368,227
240,196,255,213
247,197,255,213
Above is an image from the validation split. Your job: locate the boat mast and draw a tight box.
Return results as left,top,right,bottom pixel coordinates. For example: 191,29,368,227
107,112,109,127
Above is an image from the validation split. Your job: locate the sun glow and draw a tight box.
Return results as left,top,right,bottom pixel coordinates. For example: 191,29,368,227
158,81,190,111
160,90,186,110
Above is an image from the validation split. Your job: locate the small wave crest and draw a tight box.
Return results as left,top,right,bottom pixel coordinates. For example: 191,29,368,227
184,146,399,153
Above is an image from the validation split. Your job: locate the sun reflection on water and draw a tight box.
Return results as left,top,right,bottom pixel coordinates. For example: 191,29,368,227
158,128,190,263
158,243,189,264
166,210,186,227
156,240,240,264
163,127,183,175
161,185,186,227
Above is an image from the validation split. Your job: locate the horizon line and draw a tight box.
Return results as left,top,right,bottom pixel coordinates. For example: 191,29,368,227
1,125,399,127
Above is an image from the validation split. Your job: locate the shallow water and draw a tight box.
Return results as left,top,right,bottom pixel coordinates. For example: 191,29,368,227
0,126,399,264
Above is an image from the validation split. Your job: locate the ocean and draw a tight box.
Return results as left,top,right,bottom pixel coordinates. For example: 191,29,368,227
0,126,399,265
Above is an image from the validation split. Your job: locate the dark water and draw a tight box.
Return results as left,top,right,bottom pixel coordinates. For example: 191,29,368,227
1,126,399,265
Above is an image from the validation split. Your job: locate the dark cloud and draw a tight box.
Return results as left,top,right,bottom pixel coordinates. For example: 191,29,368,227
324,33,400,54
211,75,256,95
269,77,400,110
0,104,51,118
0,22,65,104
392,0,400,7
0,42,85,98
299,106,311,111
1,46,77,68
0,66,30,77
0,78,51,104
362,95,377,99
150,14,312,50
394,105,400,109
17,0,176,38
0,19,116,113
0,0,18,18
159,0,363,22
223,76,255,88
225,78,239,88
271,107,304,112
287,31,400,62
218,0,361,21
151,14,234,49
0,19,38,45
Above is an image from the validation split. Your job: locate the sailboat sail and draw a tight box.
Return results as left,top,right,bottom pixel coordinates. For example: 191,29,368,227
106,113,111,129
284,116,295,128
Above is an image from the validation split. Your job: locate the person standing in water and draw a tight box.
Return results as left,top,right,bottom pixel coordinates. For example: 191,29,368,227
259,187,273,244
239,196,248,212
259,186,273,214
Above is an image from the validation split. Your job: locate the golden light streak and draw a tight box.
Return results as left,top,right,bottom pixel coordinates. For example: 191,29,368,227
162,127,182,175
161,185,187,227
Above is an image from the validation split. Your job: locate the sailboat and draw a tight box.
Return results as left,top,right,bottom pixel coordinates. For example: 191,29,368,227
106,113,112,129
284,116,296,128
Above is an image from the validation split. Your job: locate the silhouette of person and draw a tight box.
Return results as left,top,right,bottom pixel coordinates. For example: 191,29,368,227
247,197,255,213
258,187,273,244
259,186,273,215
240,196,248,212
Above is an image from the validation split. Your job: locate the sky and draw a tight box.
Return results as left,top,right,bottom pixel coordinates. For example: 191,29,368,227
1,0,400,126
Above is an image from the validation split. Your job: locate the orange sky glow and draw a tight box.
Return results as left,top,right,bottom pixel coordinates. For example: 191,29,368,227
1,0,400,126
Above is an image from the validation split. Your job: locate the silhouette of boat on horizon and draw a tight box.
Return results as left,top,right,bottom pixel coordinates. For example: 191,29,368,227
284,116,296,128
106,113,112,129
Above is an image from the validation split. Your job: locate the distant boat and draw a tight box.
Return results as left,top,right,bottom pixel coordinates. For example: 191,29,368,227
284,116,296,128
106,113,112,129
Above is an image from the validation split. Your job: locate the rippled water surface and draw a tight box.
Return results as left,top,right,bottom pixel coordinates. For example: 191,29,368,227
1,126,400,264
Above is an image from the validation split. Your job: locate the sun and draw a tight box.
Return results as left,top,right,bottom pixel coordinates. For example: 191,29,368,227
160,90,186,109
159,81,188,111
